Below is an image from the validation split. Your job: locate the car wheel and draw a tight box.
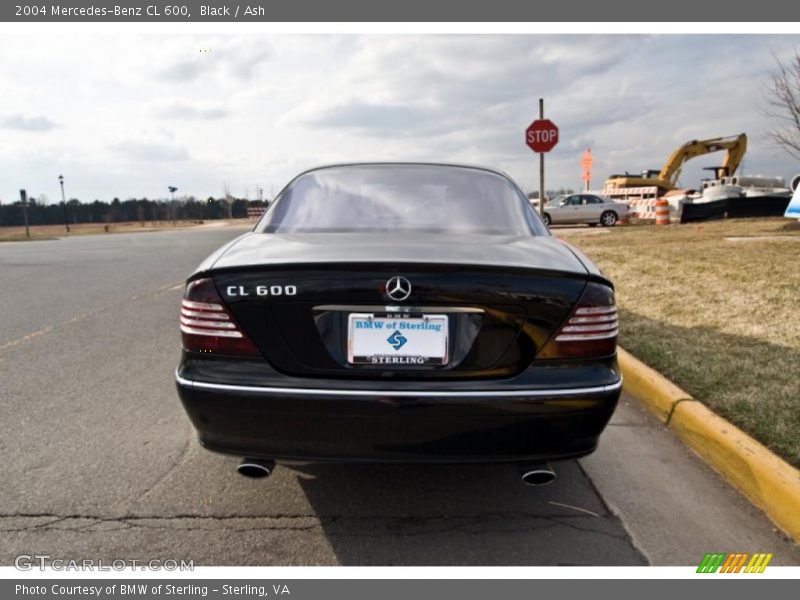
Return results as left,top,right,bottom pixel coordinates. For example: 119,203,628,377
543,213,551,227
600,211,617,227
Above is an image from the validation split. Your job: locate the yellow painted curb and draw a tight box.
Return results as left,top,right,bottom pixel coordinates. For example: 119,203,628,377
617,347,691,423
669,401,800,541
618,346,800,543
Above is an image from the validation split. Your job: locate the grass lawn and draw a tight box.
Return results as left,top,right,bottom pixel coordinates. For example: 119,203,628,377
559,217,800,468
0,219,249,242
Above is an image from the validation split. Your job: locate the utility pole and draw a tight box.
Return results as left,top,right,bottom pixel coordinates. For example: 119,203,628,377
58,174,70,233
20,189,30,238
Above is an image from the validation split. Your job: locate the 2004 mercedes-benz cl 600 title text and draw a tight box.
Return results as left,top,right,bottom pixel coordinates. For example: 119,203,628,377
175,163,621,484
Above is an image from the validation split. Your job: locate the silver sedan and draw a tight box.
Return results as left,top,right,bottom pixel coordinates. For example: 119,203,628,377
543,194,630,227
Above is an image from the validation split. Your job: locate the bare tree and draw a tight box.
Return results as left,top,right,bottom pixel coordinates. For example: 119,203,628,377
222,180,233,219
763,49,800,160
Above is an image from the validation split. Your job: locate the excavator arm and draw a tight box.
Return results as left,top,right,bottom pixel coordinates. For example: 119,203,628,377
658,133,747,187
605,133,747,194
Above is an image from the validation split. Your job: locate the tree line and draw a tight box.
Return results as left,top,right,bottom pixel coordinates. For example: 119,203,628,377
0,196,267,227
1,189,582,228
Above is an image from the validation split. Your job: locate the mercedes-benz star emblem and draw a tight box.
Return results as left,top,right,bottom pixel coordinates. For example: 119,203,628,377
385,276,412,302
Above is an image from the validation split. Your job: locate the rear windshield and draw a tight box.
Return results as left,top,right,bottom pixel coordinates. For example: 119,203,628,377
258,165,546,235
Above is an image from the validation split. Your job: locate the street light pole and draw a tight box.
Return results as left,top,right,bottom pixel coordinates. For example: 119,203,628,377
58,174,70,233
169,186,178,226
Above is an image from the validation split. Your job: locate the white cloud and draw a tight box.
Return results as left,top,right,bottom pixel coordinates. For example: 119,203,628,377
150,99,228,121
2,114,58,132
111,136,190,162
0,34,798,203
156,58,205,83
152,37,271,84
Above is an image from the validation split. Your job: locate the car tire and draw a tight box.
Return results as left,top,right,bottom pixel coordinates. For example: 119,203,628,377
600,211,617,227
543,213,551,227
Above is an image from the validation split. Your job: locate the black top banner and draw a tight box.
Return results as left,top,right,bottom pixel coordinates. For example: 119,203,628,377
3,0,800,22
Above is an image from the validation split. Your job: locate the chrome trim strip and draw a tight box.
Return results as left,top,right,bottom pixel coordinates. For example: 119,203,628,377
180,308,230,320
179,324,243,338
567,314,618,324
554,329,619,341
175,372,622,398
574,306,617,316
314,304,485,314
181,300,224,311
179,317,237,329
560,323,618,333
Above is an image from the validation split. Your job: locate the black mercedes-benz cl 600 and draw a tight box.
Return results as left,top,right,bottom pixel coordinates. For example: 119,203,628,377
175,163,621,483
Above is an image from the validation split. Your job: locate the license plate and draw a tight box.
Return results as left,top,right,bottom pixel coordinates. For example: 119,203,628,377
347,313,449,365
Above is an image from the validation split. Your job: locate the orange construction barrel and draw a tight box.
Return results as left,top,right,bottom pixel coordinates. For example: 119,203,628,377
655,199,670,225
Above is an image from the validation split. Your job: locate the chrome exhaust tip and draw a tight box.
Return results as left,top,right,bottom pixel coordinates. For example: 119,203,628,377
236,458,275,479
520,463,556,486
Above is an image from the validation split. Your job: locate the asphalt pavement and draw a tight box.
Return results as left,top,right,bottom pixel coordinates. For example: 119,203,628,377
1,225,797,566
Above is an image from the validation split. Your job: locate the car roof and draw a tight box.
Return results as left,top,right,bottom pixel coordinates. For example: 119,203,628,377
291,161,515,181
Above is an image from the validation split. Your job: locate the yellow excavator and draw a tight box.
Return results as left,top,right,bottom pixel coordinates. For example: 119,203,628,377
604,133,747,194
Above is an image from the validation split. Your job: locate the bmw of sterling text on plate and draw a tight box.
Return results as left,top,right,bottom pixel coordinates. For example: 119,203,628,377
174,163,621,478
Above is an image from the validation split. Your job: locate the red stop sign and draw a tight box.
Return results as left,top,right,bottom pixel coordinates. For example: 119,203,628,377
526,119,559,153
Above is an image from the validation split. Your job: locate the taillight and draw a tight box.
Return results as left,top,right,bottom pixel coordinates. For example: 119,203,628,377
537,282,618,359
179,278,261,357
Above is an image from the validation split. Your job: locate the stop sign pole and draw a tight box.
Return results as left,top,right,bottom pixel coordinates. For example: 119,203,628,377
538,99,545,218
525,99,559,218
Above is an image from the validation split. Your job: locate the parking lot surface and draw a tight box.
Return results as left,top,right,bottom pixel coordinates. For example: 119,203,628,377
1,226,797,565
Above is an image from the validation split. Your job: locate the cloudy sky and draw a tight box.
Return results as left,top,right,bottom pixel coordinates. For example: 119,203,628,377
1,34,799,203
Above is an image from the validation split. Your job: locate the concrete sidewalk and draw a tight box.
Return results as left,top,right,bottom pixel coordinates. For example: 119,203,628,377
582,395,799,564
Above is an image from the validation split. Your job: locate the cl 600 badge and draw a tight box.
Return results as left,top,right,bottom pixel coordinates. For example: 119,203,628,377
226,285,297,297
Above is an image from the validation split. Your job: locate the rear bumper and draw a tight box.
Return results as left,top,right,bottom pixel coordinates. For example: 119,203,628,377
175,372,621,463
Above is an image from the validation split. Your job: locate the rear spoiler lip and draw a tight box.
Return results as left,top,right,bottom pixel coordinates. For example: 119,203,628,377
186,261,612,288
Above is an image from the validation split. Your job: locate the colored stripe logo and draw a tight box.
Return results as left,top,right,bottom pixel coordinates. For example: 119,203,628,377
697,553,773,573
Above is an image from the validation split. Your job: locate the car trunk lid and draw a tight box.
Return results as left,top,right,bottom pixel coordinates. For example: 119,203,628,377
207,233,589,380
